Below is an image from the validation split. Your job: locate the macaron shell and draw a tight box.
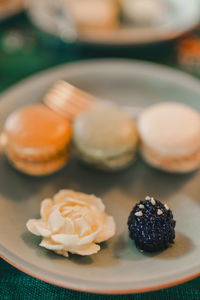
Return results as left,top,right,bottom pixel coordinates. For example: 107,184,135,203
4,104,72,150
6,148,69,176
73,104,139,157
4,104,72,160
141,143,200,173
138,102,200,156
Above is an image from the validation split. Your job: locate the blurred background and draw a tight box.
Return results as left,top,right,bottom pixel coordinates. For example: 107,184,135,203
1,0,200,92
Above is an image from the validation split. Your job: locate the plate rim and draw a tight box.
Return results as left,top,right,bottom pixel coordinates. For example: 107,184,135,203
2,58,200,98
0,58,200,294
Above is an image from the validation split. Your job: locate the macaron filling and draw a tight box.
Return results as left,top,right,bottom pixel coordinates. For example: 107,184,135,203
5,147,69,176
75,145,137,170
141,142,200,173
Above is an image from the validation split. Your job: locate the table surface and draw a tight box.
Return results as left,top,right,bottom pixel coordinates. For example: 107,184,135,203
0,13,199,300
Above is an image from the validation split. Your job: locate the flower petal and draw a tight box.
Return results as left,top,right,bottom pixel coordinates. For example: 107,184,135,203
51,234,79,247
82,210,96,227
78,227,101,245
61,207,73,216
74,217,91,237
95,216,116,243
26,219,40,236
54,190,105,212
48,208,65,233
65,197,86,206
62,217,74,235
34,224,51,237
74,243,100,256
53,190,69,203
40,238,64,250
26,219,51,237
40,198,53,221
56,250,69,257
89,196,105,212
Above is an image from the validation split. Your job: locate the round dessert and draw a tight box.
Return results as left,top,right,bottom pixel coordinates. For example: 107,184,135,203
128,196,176,252
73,103,139,171
67,0,119,31
3,104,72,176
138,102,200,173
120,0,166,25
27,189,116,256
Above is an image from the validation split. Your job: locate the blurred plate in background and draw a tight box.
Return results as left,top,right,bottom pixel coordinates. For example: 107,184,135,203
27,0,200,45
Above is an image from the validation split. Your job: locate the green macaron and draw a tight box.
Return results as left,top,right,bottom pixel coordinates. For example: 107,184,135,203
73,103,139,171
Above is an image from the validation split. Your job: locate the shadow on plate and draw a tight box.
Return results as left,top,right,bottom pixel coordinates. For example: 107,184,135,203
114,231,146,261
21,231,93,264
155,232,195,260
114,231,195,261
0,155,198,206
21,231,119,267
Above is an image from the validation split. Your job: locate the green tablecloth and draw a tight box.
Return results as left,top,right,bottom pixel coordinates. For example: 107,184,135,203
0,13,199,300
0,258,199,300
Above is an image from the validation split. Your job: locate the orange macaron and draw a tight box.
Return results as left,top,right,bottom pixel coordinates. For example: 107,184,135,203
3,104,72,176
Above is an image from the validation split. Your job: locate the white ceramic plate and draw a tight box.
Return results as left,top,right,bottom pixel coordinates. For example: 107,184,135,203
0,60,199,294
27,0,200,45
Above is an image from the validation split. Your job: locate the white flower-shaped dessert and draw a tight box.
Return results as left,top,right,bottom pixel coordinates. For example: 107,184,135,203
26,190,116,256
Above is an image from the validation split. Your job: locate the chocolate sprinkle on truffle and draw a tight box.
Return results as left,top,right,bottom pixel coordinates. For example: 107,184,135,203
139,204,145,209
151,197,156,205
128,197,176,252
135,211,143,217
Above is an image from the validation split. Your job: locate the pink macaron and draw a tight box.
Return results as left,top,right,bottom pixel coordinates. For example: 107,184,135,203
138,102,200,173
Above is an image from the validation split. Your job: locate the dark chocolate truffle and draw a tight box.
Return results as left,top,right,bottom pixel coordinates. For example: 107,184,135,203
128,196,176,252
